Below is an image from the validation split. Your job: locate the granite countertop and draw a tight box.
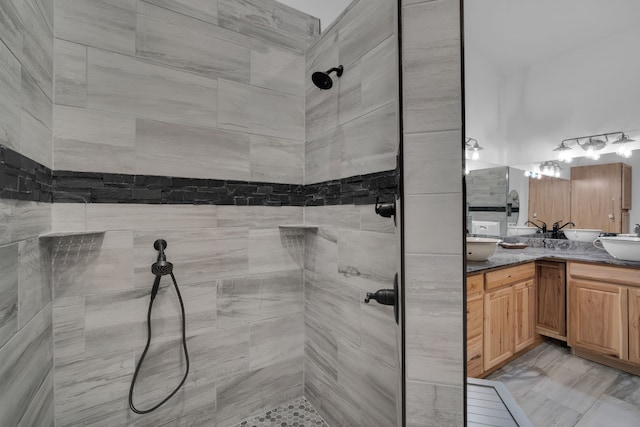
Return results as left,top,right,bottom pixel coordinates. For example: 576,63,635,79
466,236,640,273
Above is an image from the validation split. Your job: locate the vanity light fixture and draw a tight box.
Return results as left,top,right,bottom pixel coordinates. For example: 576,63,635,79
553,141,573,163
612,133,635,158
539,160,562,178
465,138,483,161
524,170,543,179
557,131,631,162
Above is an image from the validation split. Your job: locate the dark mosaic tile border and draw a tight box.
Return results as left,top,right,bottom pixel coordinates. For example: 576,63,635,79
1,145,397,206
0,145,52,202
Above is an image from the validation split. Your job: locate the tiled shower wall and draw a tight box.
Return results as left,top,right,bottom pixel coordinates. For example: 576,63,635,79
51,204,305,426
401,0,465,426
303,1,400,426
50,0,318,426
0,0,54,425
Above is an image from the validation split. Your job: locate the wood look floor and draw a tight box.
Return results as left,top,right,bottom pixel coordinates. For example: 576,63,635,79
486,341,640,426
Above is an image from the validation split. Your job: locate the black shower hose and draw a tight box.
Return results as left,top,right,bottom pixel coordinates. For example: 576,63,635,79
128,272,189,414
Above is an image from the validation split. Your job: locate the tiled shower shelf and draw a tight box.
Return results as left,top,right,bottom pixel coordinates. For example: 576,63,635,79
278,224,319,229
38,230,105,239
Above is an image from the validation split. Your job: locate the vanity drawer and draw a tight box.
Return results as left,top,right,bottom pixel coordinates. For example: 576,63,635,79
568,262,640,288
485,263,535,291
467,274,484,296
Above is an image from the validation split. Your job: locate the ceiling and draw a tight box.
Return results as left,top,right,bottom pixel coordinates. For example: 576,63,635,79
465,0,640,72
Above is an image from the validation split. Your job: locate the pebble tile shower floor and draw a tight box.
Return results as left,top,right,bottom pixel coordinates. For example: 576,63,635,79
231,397,329,427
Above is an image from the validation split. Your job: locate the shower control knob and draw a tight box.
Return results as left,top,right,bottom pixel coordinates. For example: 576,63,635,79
375,196,396,219
364,289,395,306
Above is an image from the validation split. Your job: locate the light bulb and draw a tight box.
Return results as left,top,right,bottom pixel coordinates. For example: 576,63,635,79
537,174,542,179
524,171,531,177
558,150,572,163
555,171,560,178
471,150,479,161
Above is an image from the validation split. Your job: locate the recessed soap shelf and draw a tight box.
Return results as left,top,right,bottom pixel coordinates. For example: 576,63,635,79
38,230,105,239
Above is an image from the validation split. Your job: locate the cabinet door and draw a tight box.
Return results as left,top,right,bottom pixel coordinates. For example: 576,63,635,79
484,287,514,371
571,163,622,233
467,294,483,377
568,279,628,359
536,261,566,340
630,288,640,364
514,279,536,352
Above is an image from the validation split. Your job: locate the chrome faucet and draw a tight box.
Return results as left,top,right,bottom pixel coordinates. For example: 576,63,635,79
525,220,547,233
552,221,575,239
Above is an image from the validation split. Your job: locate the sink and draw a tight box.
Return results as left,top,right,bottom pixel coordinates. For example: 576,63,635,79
595,236,640,262
564,229,602,242
466,237,500,261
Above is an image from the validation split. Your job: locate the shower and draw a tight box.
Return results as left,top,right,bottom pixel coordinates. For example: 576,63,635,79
129,239,189,415
311,65,344,89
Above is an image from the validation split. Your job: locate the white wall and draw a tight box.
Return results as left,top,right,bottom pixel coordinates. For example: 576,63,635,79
464,41,508,167
504,25,640,166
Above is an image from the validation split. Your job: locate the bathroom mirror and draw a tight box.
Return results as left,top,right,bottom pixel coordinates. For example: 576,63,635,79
465,0,640,236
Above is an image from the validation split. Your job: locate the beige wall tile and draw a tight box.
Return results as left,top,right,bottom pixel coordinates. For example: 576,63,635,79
406,381,464,427
0,243,19,348
143,0,218,25
19,0,53,99
248,228,303,274
53,105,136,174
338,0,395,68
136,1,250,82
0,304,53,427
21,67,51,130
54,0,136,55
51,203,85,232
133,228,249,287
405,130,463,195
20,108,52,168
217,205,303,229
251,38,305,96
250,135,304,184
404,193,463,255
87,48,217,128
85,204,217,231
218,0,312,53
249,313,303,369
53,39,86,107
17,238,51,328
402,0,462,134
136,118,250,181
337,229,397,293
405,254,463,386
0,41,22,152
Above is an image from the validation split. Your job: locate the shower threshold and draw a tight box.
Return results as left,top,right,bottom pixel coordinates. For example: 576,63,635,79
231,397,329,427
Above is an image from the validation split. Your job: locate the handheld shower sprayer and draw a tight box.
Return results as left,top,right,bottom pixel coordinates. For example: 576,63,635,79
129,239,189,415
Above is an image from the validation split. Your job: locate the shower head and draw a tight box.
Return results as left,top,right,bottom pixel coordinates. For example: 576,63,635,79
312,65,344,90
151,239,173,276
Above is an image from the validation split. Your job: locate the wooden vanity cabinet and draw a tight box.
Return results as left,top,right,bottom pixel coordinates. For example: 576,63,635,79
570,163,632,233
514,279,536,352
568,262,631,361
467,274,484,378
630,288,640,364
484,286,514,370
483,263,536,372
535,261,566,340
